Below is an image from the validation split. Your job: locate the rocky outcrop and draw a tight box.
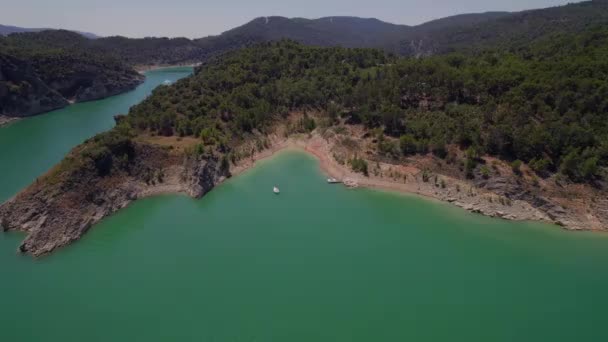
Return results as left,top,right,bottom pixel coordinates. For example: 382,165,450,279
0,52,143,118
0,53,69,117
182,155,230,198
74,77,142,102
308,126,608,232
0,142,229,257
45,68,144,103
472,172,608,231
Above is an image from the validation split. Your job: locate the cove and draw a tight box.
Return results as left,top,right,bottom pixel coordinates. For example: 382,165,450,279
0,67,194,202
1,65,608,341
2,150,608,341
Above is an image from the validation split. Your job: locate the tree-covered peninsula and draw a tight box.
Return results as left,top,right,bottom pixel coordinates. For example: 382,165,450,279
2,25,608,255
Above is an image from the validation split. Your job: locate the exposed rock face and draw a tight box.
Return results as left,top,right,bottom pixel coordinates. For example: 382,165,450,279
0,143,229,257
473,173,608,231
182,155,229,198
0,52,143,118
0,53,69,117
45,69,143,103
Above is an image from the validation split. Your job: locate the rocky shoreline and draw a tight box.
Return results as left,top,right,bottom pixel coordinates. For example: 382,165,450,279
1,52,145,120
1,126,607,257
230,136,553,227
229,128,607,232
0,140,229,257
0,115,20,127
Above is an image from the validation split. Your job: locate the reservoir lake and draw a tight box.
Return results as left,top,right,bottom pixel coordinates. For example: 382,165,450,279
1,67,608,341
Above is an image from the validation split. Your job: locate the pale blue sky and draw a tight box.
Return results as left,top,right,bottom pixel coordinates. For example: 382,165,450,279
0,0,574,38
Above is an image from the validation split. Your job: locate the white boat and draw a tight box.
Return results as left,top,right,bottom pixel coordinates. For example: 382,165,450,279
162,80,172,85
273,186,280,194
327,178,341,184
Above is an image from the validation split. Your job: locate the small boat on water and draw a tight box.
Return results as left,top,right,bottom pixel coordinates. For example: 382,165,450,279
162,80,172,85
327,178,341,184
273,186,280,194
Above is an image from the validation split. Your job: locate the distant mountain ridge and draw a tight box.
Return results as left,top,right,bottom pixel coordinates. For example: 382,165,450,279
217,16,410,48
79,12,511,65
95,1,608,63
400,0,608,55
0,24,99,39
3,0,608,120
0,10,527,65
4,1,607,65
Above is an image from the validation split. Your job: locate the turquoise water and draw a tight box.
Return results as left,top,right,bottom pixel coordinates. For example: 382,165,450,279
2,67,608,341
0,67,193,202
2,151,608,341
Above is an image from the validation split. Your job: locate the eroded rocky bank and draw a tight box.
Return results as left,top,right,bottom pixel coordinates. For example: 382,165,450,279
2,122,607,257
0,137,229,257
230,123,608,233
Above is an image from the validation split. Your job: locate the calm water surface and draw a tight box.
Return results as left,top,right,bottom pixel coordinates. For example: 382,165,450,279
1,68,608,341
0,67,193,201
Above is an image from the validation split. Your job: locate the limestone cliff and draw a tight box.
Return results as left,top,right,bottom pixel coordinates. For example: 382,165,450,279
0,136,229,257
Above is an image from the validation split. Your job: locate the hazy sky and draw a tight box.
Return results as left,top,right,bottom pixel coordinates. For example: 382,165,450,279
1,0,573,38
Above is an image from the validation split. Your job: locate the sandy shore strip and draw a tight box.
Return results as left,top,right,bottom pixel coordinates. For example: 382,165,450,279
130,130,592,231
228,135,553,226
0,115,21,128
79,126,592,231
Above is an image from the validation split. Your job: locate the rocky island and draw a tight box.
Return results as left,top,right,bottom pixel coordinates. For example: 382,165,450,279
2,27,608,256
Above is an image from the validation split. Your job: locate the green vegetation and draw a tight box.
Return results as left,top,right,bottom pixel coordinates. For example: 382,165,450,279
1,31,139,84
0,30,142,117
511,160,523,176
480,166,491,179
349,156,369,176
399,134,417,155
406,1,608,56
111,26,608,183
22,16,608,185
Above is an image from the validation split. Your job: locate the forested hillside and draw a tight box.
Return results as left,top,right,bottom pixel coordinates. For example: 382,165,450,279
90,1,608,62
109,25,608,184
82,16,411,65
3,1,608,123
0,30,142,118
4,1,607,67
401,0,608,55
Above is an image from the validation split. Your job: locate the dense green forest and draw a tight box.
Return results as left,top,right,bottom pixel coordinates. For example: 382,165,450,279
404,0,608,56
109,24,608,183
0,30,142,117
1,30,137,78
5,1,607,67
4,1,608,183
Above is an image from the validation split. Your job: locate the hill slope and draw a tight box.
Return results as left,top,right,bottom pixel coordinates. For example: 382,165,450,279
6,1,607,67
84,1,608,63
217,16,410,48
401,0,608,55
3,1,608,119
0,24,99,39
83,16,411,65
0,30,142,118
3,27,608,255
